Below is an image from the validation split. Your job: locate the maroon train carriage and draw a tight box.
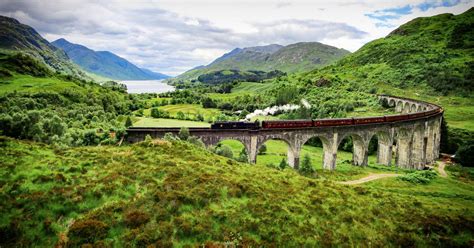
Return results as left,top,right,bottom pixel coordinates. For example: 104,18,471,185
353,116,385,125
314,118,354,127
407,112,427,120
262,120,313,129
385,114,410,122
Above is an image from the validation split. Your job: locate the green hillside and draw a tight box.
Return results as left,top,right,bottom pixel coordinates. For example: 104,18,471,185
0,16,91,80
1,136,473,247
301,8,473,96
171,42,350,82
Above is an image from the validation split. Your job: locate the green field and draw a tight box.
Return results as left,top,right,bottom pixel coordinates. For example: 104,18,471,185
207,81,276,101
133,117,210,127
159,104,221,119
0,73,83,93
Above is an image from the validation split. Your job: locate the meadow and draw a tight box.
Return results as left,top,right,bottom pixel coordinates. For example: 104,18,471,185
132,117,210,127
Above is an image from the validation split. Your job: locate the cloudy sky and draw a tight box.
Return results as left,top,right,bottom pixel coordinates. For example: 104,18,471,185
0,0,471,76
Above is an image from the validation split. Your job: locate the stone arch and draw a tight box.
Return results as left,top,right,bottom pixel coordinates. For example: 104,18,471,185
412,124,426,169
215,137,250,163
388,99,396,107
300,134,335,170
402,102,411,113
426,117,441,163
256,136,297,168
396,101,404,112
368,130,394,166
337,132,370,166
410,104,417,113
395,127,414,169
417,105,423,112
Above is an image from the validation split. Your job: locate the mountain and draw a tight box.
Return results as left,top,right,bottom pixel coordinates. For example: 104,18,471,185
52,38,169,80
300,8,474,96
173,42,350,82
0,16,91,80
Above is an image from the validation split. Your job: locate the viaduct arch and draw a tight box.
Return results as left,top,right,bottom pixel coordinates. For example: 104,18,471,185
127,95,443,170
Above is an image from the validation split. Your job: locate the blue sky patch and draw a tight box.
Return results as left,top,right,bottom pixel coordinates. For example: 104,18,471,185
418,0,461,11
366,0,463,25
365,5,413,22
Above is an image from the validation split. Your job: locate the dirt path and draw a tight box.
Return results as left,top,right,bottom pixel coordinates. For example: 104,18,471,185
437,161,448,177
339,173,401,185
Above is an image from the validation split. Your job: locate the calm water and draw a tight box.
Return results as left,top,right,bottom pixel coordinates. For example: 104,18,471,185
120,80,175,94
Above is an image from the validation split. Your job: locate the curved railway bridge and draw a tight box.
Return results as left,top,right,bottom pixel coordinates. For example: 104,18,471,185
127,95,443,170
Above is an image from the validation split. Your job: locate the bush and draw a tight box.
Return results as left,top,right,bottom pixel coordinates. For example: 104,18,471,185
299,154,315,175
258,144,267,155
178,127,190,140
456,144,474,167
279,158,288,170
68,219,109,245
236,148,248,163
397,170,438,184
187,136,205,147
215,144,233,159
125,116,133,128
124,211,150,228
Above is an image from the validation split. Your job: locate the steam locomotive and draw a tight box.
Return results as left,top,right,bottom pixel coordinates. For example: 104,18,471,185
211,108,442,130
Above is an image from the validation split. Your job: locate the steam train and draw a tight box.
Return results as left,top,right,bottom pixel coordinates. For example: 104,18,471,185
211,108,442,130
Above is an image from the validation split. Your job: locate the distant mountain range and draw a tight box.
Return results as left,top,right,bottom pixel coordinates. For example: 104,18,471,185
52,38,169,80
0,16,91,80
172,42,350,82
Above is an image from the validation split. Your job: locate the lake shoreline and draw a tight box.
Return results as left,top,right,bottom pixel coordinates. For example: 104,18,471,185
121,79,175,94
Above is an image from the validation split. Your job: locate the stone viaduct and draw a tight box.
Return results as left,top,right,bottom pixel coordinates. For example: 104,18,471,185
127,95,443,170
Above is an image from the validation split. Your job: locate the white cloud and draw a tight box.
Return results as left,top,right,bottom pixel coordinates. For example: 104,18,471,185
0,0,471,76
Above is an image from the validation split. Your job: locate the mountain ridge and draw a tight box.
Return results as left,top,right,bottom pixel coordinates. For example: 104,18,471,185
52,38,169,80
0,15,92,80
172,42,350,82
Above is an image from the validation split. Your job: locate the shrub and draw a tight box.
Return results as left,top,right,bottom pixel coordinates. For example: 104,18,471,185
397,170,437,184
125,116,133,128
456,144,474,167
299,154,315,175
178,127,190,140
215,144,233,159
236,148,248,163
163,132,176,141
124,211,150,228
187,136,204,147
258,144,267,155
68,219,109,245
279,158,288,170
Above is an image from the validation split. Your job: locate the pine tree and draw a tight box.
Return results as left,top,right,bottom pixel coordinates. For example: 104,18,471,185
125,116,133,128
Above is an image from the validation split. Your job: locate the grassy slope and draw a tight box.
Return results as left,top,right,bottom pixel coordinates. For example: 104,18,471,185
1,136,472,247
